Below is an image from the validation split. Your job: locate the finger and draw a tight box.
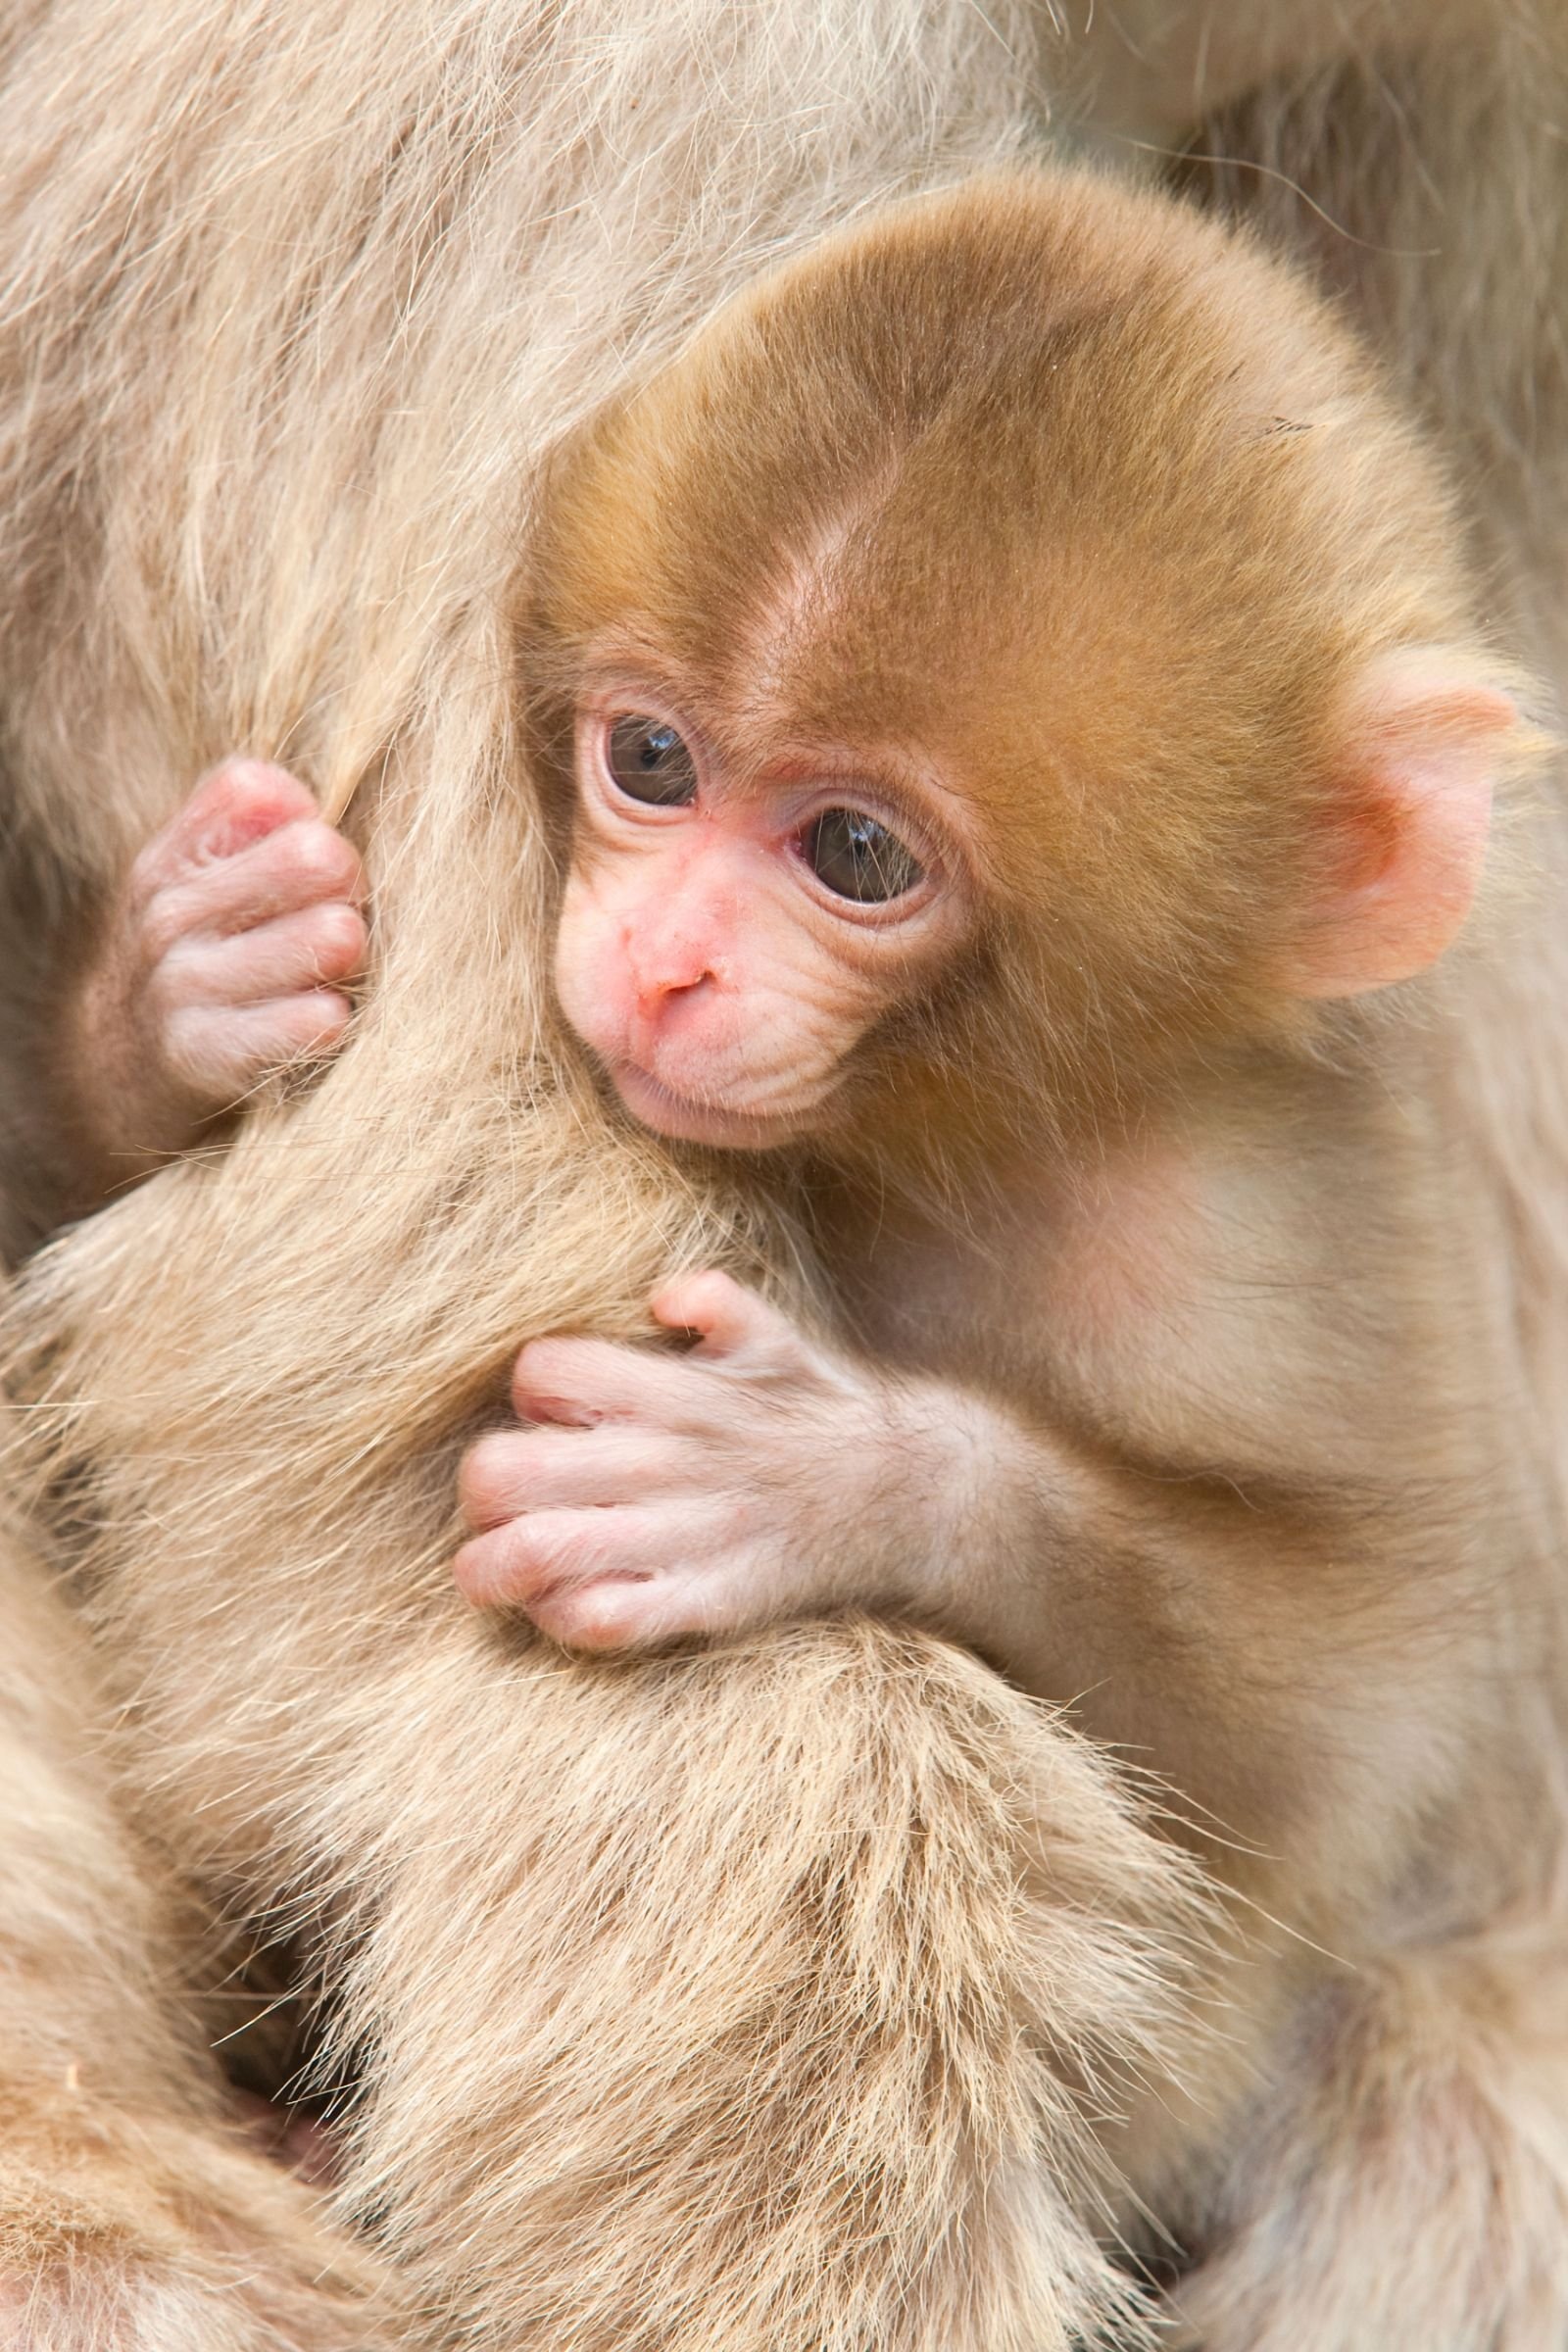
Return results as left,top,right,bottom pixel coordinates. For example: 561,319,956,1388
142,821,366,953
648,1269,792,1358
531,1557,762,1653
509,1333,707,1428
452,1503,670,1609
158,905,367,1006
528,1575,703,1654
131,761,321,900
458,1425,690,1530
163,992,354,1102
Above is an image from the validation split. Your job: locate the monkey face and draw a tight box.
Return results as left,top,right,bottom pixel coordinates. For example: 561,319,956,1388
553,687,974,1150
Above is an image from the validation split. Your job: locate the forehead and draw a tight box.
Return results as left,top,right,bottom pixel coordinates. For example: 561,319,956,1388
538,177,1377,818
566,432,1319,860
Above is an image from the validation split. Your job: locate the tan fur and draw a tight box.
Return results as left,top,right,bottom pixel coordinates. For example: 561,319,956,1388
0,2,1563,2346
6,1074,1221,2347
0,1487,401,2348
0,4,1209,2345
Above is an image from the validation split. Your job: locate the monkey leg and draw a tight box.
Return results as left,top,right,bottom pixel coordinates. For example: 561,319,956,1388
309,1620,1214,2352
1164,1932,1568,2352
0,1521,403,2351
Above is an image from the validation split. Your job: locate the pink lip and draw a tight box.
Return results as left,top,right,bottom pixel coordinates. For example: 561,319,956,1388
608,1060,796,1150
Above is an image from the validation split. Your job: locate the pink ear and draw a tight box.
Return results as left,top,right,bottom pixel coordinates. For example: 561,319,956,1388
1287,651,1520,999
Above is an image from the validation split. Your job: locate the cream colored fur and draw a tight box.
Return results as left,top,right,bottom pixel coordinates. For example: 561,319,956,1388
0,1,1566,2345
0,3,1209,2344
0,1489,401,2347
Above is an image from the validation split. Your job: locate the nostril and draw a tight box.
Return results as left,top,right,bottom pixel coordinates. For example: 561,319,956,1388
635,963,716,1012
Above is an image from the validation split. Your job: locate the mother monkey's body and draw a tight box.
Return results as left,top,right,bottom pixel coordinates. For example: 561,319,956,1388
0,8,1564,2352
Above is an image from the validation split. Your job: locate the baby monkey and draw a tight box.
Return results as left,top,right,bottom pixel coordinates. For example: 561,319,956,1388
453,170,1533,1860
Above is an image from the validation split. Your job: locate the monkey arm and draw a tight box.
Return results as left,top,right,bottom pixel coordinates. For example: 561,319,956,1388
890,1386,1471,1884
454,1267,1464,1889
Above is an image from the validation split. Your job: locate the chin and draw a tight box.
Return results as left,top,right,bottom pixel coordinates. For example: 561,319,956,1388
608,1061,806,1152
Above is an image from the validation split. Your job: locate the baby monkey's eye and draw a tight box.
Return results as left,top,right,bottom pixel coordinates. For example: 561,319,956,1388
803,808,924,904
605,715,699,806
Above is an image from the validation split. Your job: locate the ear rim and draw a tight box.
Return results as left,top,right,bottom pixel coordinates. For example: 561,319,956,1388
1283,648,1530,1003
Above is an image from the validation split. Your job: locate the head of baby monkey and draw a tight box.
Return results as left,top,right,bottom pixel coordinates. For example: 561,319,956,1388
531,171,1526,1180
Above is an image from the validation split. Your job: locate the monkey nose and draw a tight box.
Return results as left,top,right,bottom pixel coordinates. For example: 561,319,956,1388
633,963,715,1019
624,923,720,1012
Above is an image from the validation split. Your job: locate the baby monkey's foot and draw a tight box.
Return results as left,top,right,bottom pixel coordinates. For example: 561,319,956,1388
73,759,367,1177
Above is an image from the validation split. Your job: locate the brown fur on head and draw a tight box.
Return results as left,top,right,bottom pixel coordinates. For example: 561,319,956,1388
530,172,1518,1178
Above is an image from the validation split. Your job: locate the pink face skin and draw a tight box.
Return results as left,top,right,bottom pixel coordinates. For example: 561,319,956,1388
552,683,974,1150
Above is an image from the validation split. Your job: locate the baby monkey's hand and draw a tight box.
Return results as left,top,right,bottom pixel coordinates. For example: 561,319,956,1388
72,760,366,1180
455,1272,945,1651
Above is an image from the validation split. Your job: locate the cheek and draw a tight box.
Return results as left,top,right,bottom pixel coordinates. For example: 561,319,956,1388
553,872,631,1048
554,846,923,1117
653,932,892,1109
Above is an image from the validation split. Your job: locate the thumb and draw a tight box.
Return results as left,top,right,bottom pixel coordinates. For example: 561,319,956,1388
649,1269,790,1358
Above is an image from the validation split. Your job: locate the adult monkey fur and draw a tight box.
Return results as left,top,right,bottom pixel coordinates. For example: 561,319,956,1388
0,1516,403,2347
0,10,1214,2349
0,10,1563,2352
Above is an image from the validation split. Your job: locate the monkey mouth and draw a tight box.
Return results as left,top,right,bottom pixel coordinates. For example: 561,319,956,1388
606,1059,803,1151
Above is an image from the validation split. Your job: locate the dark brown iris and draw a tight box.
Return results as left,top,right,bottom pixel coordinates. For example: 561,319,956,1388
803,808,923,903
606,715,698,806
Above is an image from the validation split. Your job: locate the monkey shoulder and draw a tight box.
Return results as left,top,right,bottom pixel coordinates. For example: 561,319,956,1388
837,1083,1490,1503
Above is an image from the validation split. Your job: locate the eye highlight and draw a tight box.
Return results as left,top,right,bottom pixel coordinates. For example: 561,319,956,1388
605,715,698,806
802,808,924,904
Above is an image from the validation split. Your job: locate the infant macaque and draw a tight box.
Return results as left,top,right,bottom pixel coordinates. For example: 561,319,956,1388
439,163,1527,1765
64,760,366,1200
